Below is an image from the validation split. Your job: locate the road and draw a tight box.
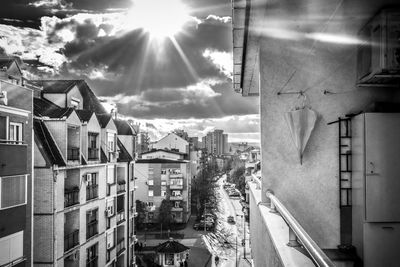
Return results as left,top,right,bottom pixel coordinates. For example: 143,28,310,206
203,175,251,267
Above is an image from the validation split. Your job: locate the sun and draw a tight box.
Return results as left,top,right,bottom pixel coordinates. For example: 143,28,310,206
127,0,191,39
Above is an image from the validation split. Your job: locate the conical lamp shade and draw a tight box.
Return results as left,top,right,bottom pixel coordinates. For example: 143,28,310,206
284,107,317,164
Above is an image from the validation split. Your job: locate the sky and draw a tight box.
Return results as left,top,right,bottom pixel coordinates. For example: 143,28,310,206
0,0,260,143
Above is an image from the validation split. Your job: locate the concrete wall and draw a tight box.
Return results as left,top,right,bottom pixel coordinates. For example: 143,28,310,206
66,86,84,109
258,0,400,248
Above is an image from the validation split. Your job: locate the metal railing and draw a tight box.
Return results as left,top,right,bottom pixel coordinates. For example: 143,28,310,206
88,147,99,160
67,147,80,160
65,188,80,207
64,229,79,251
86,220,98,239
86,255,98,267
117,182,126,193
266,191,335,267
116,239,125,256
86,184,98,200
0,256,26,267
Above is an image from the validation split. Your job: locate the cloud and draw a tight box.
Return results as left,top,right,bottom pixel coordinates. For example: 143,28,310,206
203,48,232,78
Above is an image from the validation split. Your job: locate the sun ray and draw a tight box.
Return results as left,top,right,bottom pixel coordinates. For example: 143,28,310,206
169,36,199,81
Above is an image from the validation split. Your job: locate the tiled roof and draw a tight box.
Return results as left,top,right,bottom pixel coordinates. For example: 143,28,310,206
75,109,93,122
117,138,133,162
114,119,134,135
33,119,66,166
135,158,188,164
34,98,74,118
32,80,77,93
155,239,190,253
96,114,112,128
0,58,14,69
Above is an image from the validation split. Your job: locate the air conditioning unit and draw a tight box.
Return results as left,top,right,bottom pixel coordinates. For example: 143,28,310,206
86,173,92,183
105,206,114,217
357,9,400,85
0,91,7,105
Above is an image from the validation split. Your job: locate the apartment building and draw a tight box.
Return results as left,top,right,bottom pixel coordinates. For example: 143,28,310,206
203,129,228,156
32,80,135,267
233,1,400,266
135,149,191,223
0,58,35,266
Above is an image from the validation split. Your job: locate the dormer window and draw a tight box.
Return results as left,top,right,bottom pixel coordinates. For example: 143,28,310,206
107,132,115,152
70,97,80,108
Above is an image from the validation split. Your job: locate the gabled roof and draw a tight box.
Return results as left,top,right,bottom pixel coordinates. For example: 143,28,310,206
136,158,188,164
117,138,133,162
156,132,188,144
155,239,190,253
34,97,74,118
34,119,66,166
114,119,134,135
75,109,93,122
96,114,112,128
31,79,107,114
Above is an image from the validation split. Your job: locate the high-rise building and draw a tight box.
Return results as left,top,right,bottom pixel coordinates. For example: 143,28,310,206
202,129,229,156
0,58,36,266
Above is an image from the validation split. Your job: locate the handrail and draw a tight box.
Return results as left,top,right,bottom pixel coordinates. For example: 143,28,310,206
266,191,335,267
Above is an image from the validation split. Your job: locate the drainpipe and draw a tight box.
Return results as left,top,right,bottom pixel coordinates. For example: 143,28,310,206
126,159,131,267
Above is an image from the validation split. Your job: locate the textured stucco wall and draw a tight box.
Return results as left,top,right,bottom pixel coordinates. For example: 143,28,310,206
258,0,400,248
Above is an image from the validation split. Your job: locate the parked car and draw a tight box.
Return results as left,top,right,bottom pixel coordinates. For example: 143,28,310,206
193,222,213,231
227,216,235,224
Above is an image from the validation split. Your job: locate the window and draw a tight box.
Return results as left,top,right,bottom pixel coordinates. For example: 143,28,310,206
86,173,98,200
161,190,166,197
107,133,115,152
86,209,98,240
9,122,22,143
161,181,167,186
174,201,180,208
86,243,98,267
0,176,26,209
148,180,153,186
148,190,153,197
107,165,115,184
165,254,174,265
106,230,115,250
0,231,24,265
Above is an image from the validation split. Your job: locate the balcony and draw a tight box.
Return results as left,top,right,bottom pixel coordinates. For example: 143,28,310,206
64,230,79,252
86,255,98,267
117,181,126,194
0,142,27,176
170,195,183,201
117,211,125,224
170,173,183,178
171,207,183,212
65,187,80,208
67,147,80,161
116,239,125,256
86,185,98,201
86,220,98,239
88,148,99,160
170,183,183,190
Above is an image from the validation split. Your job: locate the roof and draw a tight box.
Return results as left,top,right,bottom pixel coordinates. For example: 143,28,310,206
33,119,66,166
100,148,108,163
96,114,112,128
141,149,186,155
156,132,188,145
135,158,188,164
114,119,134,135
34,97,74,119
75,109,93,122
154,239,190,254
0,58,15,69
117,138,133,162
31,80,107,114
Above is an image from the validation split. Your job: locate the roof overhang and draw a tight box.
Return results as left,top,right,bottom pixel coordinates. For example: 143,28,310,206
232,0,267,96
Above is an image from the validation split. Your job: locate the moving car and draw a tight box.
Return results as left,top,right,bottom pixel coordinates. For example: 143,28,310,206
193,221,214,231
227,216,235,224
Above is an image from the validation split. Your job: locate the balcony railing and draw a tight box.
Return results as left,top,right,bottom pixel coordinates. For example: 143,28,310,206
266,191,335,267
0,142,27,176
86,220,98,239
171,207,183,212
86,255,98,267
170,195,183,201
117,181,126,193
86,185,98,201
67,147,80,161
170,184,183,189
116,239,125,256
88,148,99,160
65,188,80,207
64,230,79,252
117,211,125,224
1,256,26,267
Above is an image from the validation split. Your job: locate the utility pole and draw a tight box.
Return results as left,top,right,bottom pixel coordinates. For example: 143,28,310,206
235,235,238,267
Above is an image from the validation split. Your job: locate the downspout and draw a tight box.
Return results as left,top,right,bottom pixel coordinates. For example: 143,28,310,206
126,159,131,267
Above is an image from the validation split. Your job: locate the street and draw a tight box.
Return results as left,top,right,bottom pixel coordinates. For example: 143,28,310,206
203,175,251,267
